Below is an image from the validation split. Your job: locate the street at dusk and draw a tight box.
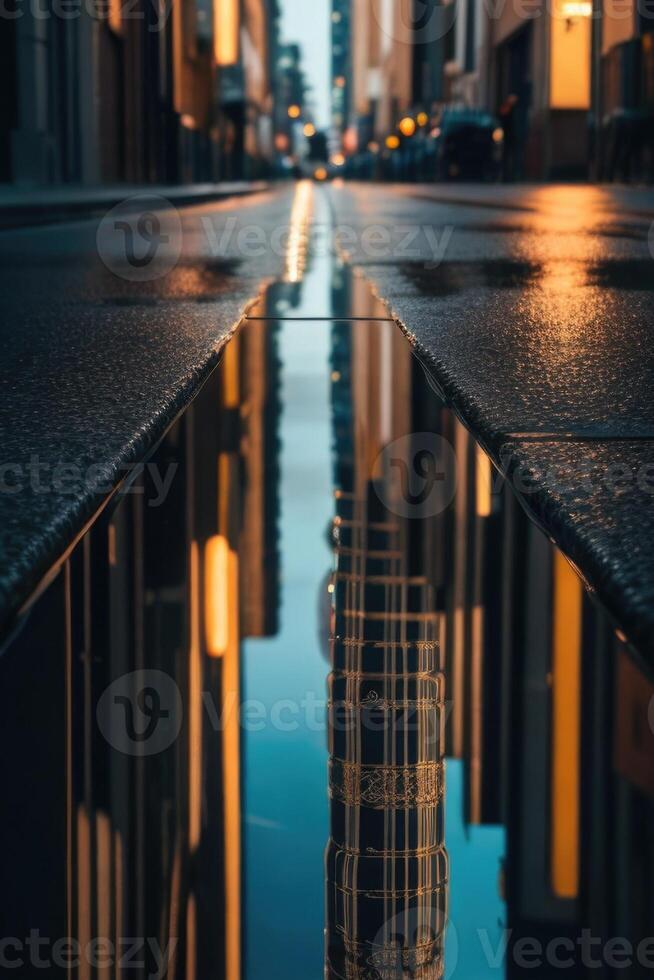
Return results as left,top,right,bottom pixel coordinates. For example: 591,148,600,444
1,1,654,979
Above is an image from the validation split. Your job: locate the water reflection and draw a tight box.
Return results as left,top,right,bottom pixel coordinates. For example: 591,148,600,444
326,318,448,980
1,250,654,979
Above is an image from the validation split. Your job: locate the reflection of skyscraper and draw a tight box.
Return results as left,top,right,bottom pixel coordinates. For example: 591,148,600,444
239,320,282,638
326,317,449,980
331,0,352,148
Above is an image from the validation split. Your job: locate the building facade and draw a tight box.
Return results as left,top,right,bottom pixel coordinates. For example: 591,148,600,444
336,0,653,180
0,0,277,186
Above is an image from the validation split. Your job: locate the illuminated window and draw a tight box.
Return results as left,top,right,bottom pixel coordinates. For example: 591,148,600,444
550,0,592,109
214,0,239,66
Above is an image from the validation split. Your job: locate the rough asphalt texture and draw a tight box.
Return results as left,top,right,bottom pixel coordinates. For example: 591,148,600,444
0,187,292,631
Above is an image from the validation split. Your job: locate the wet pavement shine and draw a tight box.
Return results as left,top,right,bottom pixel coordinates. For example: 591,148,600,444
1,182,654,979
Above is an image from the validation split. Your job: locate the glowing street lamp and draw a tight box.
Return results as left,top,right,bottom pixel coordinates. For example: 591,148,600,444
385,135,400,150
288,104,301,119
303,123,316,138
399,116,416,137
417,112,429,127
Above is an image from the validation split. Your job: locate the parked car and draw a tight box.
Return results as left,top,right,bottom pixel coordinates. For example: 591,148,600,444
431,108,504,181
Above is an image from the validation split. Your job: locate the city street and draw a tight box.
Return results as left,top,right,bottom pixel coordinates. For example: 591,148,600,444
3,0,654,969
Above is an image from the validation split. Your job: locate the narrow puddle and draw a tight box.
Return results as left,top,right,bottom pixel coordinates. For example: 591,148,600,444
2,184,652,980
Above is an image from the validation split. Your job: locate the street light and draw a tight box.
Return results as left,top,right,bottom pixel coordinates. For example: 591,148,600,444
331,153,345,167
417,112,429,127
399,117,416,137
303,123,316,138
288,105,301,119
385,135,400,150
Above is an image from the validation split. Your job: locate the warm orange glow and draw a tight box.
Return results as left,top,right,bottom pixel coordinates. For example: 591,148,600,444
367,141,379,153
417,111,429,127
221,547,240,980
399,116,416,137
205,535,231,657
186,894,197,980
343,126,358,154
561,1,592,14
303,122,316,138
476,447,493,517
96,812,111,961
331,152,345,167
214,0,239,66
274,133,289,152
180,113,197,130
550,550,582,899
222,337,240,409
285,180,313,283
314,167,328,181
108,0,121,33
334,75,346,87
288,104,301,119
386,135,400,150
492,127,504,143
550,0,591,109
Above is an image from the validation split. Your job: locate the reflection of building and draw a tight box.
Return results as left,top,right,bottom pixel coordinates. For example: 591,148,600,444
273,42,309,159
0,320,281,978
325,266,654,978
331,0,353,151
0,0,278,185
326,313,449,980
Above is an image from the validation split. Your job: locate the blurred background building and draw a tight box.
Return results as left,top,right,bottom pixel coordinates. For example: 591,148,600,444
332,0,654,180
1,0,652,187
0,0,302,185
